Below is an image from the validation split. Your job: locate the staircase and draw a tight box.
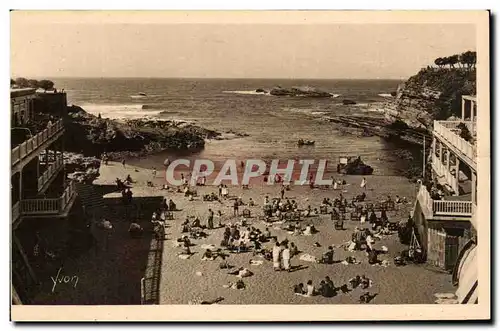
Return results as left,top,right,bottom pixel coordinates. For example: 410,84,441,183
74,183,109,220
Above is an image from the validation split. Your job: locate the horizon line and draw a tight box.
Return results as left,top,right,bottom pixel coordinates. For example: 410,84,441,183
12,76,408,81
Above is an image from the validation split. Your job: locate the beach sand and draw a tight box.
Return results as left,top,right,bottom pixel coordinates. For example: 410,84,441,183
93,161,456,305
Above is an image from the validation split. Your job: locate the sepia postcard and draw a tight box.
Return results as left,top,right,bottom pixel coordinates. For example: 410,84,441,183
9,10,490,322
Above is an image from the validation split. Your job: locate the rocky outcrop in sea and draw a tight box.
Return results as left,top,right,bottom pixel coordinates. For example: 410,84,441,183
269,86,332,98
64,105,222,159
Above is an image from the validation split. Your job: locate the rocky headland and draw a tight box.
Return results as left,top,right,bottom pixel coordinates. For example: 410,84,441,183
64,105,223,159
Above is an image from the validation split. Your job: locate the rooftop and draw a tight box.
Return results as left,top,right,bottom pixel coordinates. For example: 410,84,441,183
10,88,36,98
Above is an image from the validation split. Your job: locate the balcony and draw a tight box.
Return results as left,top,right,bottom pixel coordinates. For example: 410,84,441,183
417,184,473,218
11,119,64,169
38,155,64,191
17,181,77,218
434,120,476,168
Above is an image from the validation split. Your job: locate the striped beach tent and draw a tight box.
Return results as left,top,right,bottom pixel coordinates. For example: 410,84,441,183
452,240,478,304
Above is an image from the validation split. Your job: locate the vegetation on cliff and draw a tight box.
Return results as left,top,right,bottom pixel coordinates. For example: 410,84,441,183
386,50,476,129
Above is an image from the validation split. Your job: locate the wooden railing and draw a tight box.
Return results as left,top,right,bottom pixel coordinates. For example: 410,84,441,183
19,181,76,216
11,119,64,167
12,202,20,222
434,120,476,163
37,155,64,190
431,154,459,194
417,184,473,217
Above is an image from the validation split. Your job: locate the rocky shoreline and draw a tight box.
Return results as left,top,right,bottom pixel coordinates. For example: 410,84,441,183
64,105,248,160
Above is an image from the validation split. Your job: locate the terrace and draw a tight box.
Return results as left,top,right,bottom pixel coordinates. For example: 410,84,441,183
12,181,77,225
11,119,64,174
417,184,473,219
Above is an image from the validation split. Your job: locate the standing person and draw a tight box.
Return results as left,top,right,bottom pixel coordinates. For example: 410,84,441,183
122,158,126,168
233,200,239,216
207,209,214,229
218,184,222,197
152,167,157,179
280,186,285,199
126,188,133,205
361,177,367,191
281,242,291,272
272,241,282,271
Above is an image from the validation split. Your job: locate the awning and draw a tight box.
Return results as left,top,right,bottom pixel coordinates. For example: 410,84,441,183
455,244,478,304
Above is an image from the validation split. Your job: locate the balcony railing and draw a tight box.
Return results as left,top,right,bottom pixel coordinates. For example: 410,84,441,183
434,120,476,164
431,154,459,194
11,119,64,167
417,184,473,218
38,155,64,190
19,181,76,216
417,184,473,217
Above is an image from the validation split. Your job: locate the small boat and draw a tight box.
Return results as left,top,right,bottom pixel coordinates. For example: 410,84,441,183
297,139,315,146
138,92,147,96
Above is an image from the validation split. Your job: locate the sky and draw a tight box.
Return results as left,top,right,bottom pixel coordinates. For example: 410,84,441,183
10,12,477,79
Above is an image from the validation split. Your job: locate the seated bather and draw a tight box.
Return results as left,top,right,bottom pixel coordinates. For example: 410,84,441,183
303,224,317,236
202,249,215,261
293,283,306,296
125,174,133,184
191,217,202,228
305,280,317,297
248,198,255,206
168,199,177,211
319,246,335,264
290,242,299,257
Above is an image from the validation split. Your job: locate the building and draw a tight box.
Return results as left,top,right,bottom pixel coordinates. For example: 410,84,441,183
11,88,80,304
413,95,477,302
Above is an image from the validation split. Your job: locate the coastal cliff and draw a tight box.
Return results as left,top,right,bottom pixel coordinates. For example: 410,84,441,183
383,66,476,131
65,105,220,158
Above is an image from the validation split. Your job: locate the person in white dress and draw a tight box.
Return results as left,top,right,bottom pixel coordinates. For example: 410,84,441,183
272,242,282,271
281,243,291,271
360,177,367,190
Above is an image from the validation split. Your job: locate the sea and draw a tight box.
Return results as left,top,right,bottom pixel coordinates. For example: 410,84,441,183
54,78,418,178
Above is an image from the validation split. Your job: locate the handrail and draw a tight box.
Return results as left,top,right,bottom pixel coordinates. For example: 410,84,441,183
11,119,64,167
19,181,76,216
38,155,64,190
434,120,476,162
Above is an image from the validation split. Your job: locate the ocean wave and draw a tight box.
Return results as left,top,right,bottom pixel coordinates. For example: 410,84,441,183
378,93,393,98
222,90,270,96
330,94,341,98
79,103,163,120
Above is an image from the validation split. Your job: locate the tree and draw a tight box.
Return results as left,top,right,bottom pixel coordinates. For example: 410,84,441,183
448,55,459,68
460,51,477,70
434,57,444,68
37,79,55,91
15,77,29,88
28,79,39,88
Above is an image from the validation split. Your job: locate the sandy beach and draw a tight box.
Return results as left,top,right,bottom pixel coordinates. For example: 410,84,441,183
94,161,456,305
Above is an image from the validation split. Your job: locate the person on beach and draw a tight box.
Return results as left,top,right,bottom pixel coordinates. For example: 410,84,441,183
294,283,306,295
306,280,316,297
272,242,282,271
122,159,126,168
233,200,239,216
218,184,222,197
361,177,367,190
126,188,133,205
280,186,285,199
168,199,177,211
152,167,157,178
222,185,229,198
290,242,299,257
320,246,335,264
207,209,214,229
281,242,291,272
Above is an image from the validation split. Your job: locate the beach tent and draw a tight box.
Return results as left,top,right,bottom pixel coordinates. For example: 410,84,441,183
452,240,478,304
